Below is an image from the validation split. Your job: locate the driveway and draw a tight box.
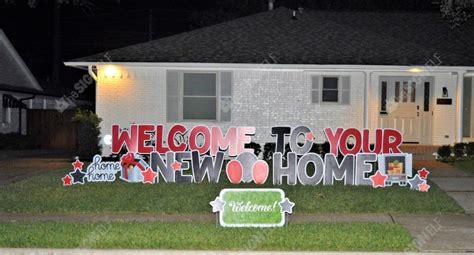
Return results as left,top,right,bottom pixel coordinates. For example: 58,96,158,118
0,150,71,186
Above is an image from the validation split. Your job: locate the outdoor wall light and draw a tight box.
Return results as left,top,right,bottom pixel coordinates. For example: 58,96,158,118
104,65,119,78
442,87,449,97
408,67,423,73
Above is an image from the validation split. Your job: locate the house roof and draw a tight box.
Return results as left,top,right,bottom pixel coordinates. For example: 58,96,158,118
0,29,43,92
69,7,474,66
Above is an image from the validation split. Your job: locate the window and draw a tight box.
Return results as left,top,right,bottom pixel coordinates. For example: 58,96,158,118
402,81,408,102
393,80,416,104
1,107,11,124
311,75,350,104
424,82,430,112
394,82,400,102
167,71,232,122
183,73,217,120
410,82,416,102
322,77,339,102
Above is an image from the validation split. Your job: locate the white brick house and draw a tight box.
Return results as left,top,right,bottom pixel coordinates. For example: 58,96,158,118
65,8,474,156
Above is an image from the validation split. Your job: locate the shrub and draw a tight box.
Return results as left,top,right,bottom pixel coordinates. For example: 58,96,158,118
72,109,102,159
310,143,319,153
437,145,452,159
319,141,331,157
467,142,474,157
284,143,291,159
453,143,467,158
263,143,275,161
245,142,262,158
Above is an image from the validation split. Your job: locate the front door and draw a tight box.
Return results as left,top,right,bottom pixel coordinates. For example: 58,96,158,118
379,76,433,144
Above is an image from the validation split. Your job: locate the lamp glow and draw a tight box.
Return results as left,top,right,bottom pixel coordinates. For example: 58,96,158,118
104,66,119,77
408,67,423,73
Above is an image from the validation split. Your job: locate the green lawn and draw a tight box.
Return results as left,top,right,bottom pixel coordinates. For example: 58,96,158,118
0,168,463,214
0,221,413,251
452,159,474,175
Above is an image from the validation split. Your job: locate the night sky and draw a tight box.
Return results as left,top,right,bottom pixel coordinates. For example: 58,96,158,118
0,0,442,101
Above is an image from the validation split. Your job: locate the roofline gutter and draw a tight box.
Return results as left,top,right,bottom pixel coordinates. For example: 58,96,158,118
0,86,42,96
64,61,474,73
0,86,57,98
0,87,93,104
88,65,98,81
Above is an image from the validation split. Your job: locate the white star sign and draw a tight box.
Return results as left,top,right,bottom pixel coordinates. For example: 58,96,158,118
210,197,226,213
279,197,295,214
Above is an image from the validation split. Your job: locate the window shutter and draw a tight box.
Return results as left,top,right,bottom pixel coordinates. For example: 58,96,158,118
340,76,350,105
220,71,232,121
166,70,180,122
311,76,320,104
381,81,387,112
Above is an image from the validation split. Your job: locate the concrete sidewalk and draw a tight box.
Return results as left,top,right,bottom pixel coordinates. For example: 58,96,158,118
0,212,394,223
1,212,473,252
393,214,474,252
414,160,474,214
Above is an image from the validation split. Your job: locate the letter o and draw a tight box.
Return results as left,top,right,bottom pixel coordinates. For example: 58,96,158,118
339,128,362,155
189,125,211,154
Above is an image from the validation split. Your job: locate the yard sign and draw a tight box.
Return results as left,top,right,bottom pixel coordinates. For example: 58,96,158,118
210,188,293,227
62,125,432,227
63,125,431,191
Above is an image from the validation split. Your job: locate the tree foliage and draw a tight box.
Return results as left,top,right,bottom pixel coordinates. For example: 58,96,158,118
440,0,472,28
72,109,102,159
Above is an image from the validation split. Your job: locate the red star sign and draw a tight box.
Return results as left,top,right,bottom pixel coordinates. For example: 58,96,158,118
62,174,72,186
72,159,84,171
141,168,157,184
418,182,430,192
370,171,387,188
306,132,315,141
171,161,182,171
418,168,430,179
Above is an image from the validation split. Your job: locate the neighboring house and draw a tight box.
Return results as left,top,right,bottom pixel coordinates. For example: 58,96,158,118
65,8,474,156
0,29,90,135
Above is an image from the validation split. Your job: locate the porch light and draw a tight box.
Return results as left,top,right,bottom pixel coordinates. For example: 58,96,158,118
408,67,423,73
104,65,119,78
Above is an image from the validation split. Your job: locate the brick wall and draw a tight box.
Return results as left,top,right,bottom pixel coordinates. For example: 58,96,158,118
96,66,460,156
96,67,365,156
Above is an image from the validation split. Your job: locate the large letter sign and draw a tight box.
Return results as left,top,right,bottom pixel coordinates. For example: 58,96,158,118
62,125,432,226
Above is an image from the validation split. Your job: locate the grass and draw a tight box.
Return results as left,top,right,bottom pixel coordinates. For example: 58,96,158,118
0,221,413,251
452,159,474,175
0,168,463,214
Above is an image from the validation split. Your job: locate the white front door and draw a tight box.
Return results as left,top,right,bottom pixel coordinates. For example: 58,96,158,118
379,76,433,144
